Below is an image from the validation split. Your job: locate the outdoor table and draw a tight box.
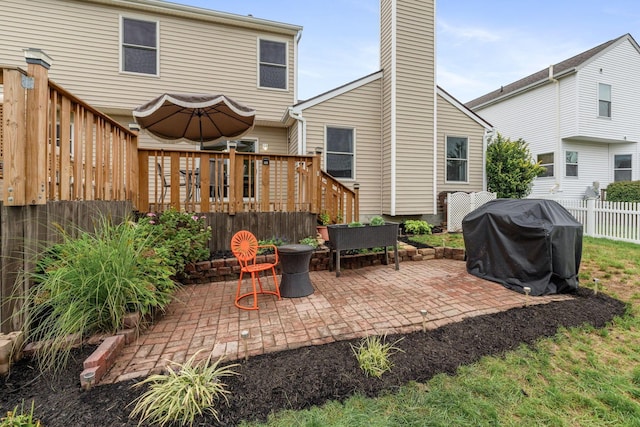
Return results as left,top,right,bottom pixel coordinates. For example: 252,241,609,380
278,244,315,297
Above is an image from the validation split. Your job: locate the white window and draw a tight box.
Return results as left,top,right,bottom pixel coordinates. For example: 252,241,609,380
446,136,468,182
614,154,632,181
259,39,287,89
565,151,578,177
326,127,354,179
598,83,611,118
538,152,554,177
121,17,158,75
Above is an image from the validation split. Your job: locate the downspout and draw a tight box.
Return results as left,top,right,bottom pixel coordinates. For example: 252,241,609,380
432,0,438,215
288,108,307,155
549,65,561,194
293,30,302,104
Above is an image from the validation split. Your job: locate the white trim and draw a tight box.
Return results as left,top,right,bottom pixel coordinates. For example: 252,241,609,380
291,71,383,112
444,135,470,184
437,87,492,129
390,0,397,216
89,0,302,34
324,125,356,180
257,37,289,91
433,0,438,214
119,14,160,77
597,82,612,118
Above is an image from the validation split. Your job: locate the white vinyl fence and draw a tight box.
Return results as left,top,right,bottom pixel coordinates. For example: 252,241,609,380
447,191,497,232
554,199,640,244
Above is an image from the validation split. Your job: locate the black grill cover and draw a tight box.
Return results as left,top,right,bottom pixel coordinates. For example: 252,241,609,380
462,199,582,296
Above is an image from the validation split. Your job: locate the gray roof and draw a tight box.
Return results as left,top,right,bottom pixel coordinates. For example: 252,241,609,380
466,34,631,110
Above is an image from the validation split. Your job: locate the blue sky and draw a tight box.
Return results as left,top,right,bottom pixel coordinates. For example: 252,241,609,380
170,1,640,103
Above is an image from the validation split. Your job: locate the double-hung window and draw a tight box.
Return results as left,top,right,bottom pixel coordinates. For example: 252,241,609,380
614,154,632,181
565,151,578,177
445,136,468,182
121,17,158,75
259,39,287,89
598,83,611,118
326,127,354,179
538,152,554,177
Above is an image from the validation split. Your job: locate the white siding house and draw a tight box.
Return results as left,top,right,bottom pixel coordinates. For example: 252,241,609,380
468,34,640,199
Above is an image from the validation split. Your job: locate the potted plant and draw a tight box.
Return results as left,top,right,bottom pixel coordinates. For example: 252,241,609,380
316,211,331,242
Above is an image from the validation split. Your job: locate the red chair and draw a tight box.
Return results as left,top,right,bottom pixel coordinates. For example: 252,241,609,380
231,230,281,310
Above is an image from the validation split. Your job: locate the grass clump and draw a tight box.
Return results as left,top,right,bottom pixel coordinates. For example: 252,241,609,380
1,401,41,427
22,216,177,373
409,232,465,249
129,352,239,427
351,335,404,378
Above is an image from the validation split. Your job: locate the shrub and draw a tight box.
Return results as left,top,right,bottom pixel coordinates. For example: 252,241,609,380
606,181,640,202
1,401,41,427
486,133,545,198
136,209,211,275
403,220,432,235
348,221,364,227
351,335,404,378
369,216,385,226
24,216,176,373
257,236,287,255
129,352,239,427
299,236,319,248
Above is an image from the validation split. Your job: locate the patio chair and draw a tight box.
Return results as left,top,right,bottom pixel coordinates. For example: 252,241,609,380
231,230,281,310
157,162,185,204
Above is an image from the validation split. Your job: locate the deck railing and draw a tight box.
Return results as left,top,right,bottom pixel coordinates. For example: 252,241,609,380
1,62,138,206
1,59,357,221
137,148,358,219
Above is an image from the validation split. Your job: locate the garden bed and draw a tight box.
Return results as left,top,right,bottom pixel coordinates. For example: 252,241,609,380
0,287,626,426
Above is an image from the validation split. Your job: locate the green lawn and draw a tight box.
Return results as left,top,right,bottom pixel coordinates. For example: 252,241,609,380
243,236,640,426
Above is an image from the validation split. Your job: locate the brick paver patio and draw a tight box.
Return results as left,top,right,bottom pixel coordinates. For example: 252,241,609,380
103,258,570,383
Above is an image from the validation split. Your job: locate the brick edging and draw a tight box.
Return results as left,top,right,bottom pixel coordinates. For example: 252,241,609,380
178,245,466,285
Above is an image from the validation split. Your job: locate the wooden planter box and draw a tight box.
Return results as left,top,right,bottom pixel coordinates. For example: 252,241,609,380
327,222,399,276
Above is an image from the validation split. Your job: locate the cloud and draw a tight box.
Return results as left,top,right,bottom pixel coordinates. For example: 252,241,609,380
438,20,502,44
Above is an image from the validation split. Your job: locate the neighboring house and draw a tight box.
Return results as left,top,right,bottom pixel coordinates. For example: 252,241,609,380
1,0,492,221
467,34,640,200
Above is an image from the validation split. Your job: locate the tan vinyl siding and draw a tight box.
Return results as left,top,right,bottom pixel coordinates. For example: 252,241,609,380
436,94,485,193
393,0,435,215
300,80,383,217
287,121,300,155
380,0,393,214
2,0,298,122
380,0,436,216
252,126,288,154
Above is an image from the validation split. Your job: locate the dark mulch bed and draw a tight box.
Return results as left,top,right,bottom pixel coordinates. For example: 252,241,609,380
0,288,627,426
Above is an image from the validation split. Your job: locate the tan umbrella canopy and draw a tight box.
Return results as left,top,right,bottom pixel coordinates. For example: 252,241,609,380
132,93,256,146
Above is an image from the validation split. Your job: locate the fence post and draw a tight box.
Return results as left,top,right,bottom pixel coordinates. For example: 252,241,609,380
2,67,28,205
24,48,52,205
586,198,596,237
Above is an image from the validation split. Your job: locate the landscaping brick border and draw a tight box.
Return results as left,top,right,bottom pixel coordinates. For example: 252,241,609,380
178,245,466,285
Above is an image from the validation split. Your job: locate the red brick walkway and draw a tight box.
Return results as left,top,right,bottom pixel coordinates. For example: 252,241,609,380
103,259,570,383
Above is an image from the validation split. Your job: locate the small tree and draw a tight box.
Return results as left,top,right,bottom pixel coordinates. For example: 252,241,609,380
486,133,545,198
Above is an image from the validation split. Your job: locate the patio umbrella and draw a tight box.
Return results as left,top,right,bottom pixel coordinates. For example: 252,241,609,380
132,93,256,147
